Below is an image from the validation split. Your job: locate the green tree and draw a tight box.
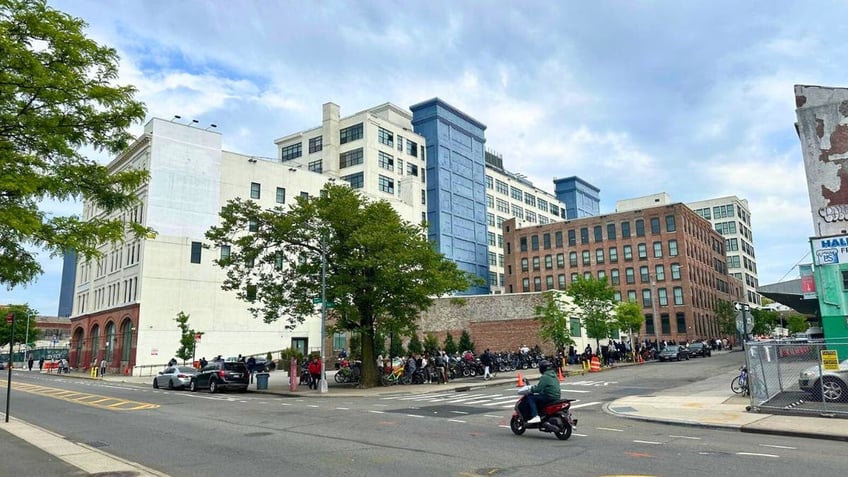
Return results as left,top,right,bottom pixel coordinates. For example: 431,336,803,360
174,311,201,365
205,184,472,388
423,332,439,356
407,333,423,355
613,301,643,355
443,332,457,355
750,308,778,336
534,290,575,352
0,304,40,348
566,276,615,352
458,329,474,354
714,300,738,337
0,0,153,290
786,314,809,335
389,331,404,358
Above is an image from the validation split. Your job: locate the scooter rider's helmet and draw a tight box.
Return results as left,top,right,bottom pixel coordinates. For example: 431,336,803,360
538,359,551,374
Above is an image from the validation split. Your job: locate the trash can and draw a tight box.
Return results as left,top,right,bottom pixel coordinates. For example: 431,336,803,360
255,372,270,390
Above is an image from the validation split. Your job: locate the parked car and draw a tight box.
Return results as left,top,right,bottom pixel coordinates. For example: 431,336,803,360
658,345,689,362
153,366,197,390
190,361,249,393
688,342,711,358
799,358,848,402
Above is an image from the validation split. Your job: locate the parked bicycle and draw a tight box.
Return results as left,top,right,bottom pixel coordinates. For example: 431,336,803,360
381,365,409,386
731,366,749,395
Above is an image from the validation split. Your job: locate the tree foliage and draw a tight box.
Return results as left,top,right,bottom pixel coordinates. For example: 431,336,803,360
750,308,778,336
786,314,809,334
204,184,473,387
0,0,153,289
175,311,201,364
406,333,423,355
612,300,643,352
713,300,738,337
458,329,474,354
534,291,575,351
566,276,615,350
0,304,40,348
442,332,457,355
423,332,439,356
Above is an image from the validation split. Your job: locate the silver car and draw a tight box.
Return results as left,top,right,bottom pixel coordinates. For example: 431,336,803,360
799,358,848,402
153,366,198,390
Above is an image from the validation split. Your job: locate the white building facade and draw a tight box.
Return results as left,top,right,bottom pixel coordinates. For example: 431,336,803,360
69,118,331,372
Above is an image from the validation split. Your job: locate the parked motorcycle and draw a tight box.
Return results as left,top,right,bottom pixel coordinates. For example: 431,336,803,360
510,383,577,440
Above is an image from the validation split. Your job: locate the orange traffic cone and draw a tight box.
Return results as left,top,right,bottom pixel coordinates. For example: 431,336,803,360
557,367,564,382
516,372,524,387
638,353,644,364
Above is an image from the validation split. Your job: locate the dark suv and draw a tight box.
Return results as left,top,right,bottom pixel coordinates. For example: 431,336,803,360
688,342,711,358
189,361,249,393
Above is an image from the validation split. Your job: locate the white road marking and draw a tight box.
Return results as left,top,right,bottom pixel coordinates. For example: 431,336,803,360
759,444,796,450
484,414,501,418
450,410,469,415
736,452,779,458
669,435,701,440
368,410,385,414
448,419,466,423
336,407,349,410
560,389,591,393
498,424,510,428
307,404,319,408
569,401,600,409
573,433,587,437
280,402,291,406
406,414,424,418
633,440,662,445
596,427,624,432
484,398,521,407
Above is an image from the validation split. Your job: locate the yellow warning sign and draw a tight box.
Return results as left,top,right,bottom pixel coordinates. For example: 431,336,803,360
821,350,840,371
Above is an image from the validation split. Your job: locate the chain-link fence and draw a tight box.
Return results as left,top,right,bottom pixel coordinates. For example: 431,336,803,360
745,339,848,417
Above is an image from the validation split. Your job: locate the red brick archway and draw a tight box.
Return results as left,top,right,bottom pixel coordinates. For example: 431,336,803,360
69,304,139,372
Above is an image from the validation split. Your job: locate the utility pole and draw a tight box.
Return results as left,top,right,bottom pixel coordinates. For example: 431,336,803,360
6,311,15,422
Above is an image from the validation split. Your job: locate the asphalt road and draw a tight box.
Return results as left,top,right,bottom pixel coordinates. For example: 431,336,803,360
3,352,847,477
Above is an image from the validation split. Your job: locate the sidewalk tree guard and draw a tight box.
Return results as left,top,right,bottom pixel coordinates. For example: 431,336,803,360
205,184,475,388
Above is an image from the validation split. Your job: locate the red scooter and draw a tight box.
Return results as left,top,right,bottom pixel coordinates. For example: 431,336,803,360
510,383,577,440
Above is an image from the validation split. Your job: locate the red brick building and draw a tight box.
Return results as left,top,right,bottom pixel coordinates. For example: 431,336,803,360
502,203,743,344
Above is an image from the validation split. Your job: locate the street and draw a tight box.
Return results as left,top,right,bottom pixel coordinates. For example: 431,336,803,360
2,351,846,476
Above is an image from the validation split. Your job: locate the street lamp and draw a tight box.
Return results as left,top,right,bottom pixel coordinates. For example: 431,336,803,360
318,236,328,394
650,278,660,346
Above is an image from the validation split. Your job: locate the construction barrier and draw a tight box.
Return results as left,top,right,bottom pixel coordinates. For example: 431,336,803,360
582,359,590,371
90,367,98,378
589,355,601,372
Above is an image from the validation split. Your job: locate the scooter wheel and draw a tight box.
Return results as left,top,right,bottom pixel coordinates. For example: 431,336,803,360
510,415,526,435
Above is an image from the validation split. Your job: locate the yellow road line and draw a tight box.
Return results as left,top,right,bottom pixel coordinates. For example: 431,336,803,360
0,381,159,411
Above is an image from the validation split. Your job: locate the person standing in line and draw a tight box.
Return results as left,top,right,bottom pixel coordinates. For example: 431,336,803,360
481,348,492,380
27,356,34,371
38,356,44,371
99,358,107,377
307,355,322,390
246,356,256,383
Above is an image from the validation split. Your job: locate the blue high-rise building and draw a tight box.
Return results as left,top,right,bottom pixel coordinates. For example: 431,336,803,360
554,176,600,219
410,98,490,295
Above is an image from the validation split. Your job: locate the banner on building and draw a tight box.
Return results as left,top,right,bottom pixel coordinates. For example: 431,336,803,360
810,235,848,266
799,263,817,299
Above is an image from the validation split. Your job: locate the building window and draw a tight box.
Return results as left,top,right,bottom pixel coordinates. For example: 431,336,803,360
570,318,581,337
538,199,548,212
407,163,418,176
609,247,618,263
250,182,261,199
512,204,524,219
558,274,566,289
668,239,678,256
569,251,578,267
594,225,603,242
645,314,655,335
625,267,635,284
308,159,322,173
580,227,589,244
531,235,539,251
555,231,563,247
621,221,631,238
671,263,681,280
377,127,394,147
486,175,493,189
525,193,536,207
637,243,647,259
571,273,579,283
532,257,541,271
543,233,551,249
568,230,576,246
650,217,661,234
582,250,591,265
275,187,286,204
190,241,202,264
488,232,496,246
534,277,542,291
544,255,553,269
487,212,495,226
281,143,302,161
658,288,668,306
495,180,508,195
546,275,554,290
642,289,652,308
309,136,323,153
640,266,649,283
378,175,394,194
340,148,364,168
520,237,527,252
843,271,848,289
488,251,497,266
248,219,258,233
220,245,231,261
628,290,637,303
610,269,620,285
521,258,529,272
342,172,364,189
655,264,665,281
623,245,633,261
340,123,363,144
595,248,605,264
510,187,523,201
653,241,663,258
665,215,676,232
556,253,565,268
522,278,530,292
406,139,418,157
378,151,394,171
635,219,645,237
598,270,606,281
676,312,686,333
673,286,684,305
606,223,616,240
661,314,671,334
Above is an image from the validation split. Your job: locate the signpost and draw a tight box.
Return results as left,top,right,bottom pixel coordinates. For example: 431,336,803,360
6,312,14,422
822,350,840,371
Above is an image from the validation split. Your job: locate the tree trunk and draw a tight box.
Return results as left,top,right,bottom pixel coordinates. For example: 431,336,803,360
359,326,378,388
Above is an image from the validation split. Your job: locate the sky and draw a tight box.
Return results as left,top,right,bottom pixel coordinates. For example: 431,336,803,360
3,0,842,316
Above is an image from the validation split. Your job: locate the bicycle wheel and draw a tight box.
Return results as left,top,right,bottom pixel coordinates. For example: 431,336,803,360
731,376,744,394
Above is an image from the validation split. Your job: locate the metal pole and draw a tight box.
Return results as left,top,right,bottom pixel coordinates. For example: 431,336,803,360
24,311,29,364
319,237,328,393
6,312,15,422
650,278,660,346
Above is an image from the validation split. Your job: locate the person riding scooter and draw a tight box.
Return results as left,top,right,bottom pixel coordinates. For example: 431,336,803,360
525,359,560,424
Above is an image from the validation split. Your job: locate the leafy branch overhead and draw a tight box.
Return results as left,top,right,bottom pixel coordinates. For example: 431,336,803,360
205,184,475,388
0,0,153,289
